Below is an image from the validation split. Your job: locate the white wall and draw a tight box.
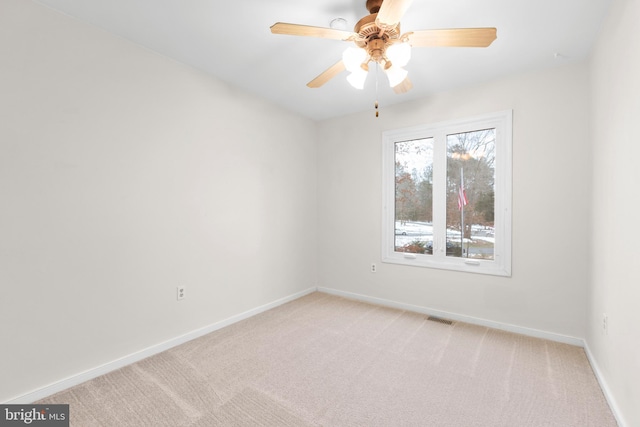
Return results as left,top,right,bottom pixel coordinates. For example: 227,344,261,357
317,63,590,340
4,1,636,423
589,0,640,425
0,0,317,402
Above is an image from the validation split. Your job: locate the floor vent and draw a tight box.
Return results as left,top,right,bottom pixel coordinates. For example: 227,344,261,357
427,316,454,326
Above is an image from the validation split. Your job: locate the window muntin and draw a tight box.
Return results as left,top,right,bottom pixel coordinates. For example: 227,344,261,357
382,111,511,276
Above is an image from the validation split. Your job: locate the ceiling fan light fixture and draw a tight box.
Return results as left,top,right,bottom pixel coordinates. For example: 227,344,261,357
386,42,411,67
384,64,408,87
342,47,368,73
347,69,368,90
347,68,368,89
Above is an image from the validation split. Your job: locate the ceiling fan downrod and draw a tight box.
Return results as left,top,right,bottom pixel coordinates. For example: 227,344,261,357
366,0,384,14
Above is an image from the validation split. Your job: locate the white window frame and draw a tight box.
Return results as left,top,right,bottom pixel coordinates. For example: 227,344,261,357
382,110,512,276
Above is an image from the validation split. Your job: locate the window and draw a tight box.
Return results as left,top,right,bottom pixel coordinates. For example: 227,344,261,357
382,110,512,276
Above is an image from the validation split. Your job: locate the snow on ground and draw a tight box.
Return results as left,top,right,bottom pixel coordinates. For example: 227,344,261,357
395,221,495,245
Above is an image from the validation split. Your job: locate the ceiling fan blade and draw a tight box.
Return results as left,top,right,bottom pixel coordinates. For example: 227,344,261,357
376,0,414,30
393,77,413,94
271,22,357,41
407,28,497,48
307,60,346,88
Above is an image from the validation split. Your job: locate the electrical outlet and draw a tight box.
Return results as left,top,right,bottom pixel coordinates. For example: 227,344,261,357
371,263,377,273
177,286,186,301
602,313,608,334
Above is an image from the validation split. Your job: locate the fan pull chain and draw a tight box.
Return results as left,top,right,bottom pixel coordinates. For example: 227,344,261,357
374,62,380,117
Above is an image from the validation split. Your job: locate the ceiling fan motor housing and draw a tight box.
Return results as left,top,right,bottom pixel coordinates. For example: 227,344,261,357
354,13,401,63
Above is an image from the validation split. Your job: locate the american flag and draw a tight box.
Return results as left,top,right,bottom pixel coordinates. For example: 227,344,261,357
458,182,468,211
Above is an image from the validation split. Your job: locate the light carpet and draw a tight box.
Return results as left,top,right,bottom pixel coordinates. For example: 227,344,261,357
39,292,617,426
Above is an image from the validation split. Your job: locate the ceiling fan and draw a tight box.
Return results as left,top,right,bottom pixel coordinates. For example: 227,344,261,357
270,0,497,94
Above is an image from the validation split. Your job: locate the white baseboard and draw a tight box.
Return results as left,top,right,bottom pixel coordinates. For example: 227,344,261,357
317,286,585,347
6,286,316,404
583,343,627,427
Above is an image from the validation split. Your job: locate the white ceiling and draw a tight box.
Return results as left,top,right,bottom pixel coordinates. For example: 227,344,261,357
35,0,612,121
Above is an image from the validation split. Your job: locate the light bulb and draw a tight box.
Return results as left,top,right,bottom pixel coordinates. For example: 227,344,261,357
347,68,368,89
386,42,411,67
385,64,408,88
342,47,367,73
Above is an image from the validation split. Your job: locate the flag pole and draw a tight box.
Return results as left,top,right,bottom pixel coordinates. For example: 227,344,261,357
460,167,464,257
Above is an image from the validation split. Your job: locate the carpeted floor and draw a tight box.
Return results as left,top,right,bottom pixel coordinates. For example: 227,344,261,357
39,292,617,426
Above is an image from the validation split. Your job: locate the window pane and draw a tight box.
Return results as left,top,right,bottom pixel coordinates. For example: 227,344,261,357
446,129,495,259
394,138,434,254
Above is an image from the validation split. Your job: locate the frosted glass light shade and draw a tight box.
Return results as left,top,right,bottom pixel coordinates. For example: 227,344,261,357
385,65,408,87
386,42,411,67
342,47,367,72
347,68,368,89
